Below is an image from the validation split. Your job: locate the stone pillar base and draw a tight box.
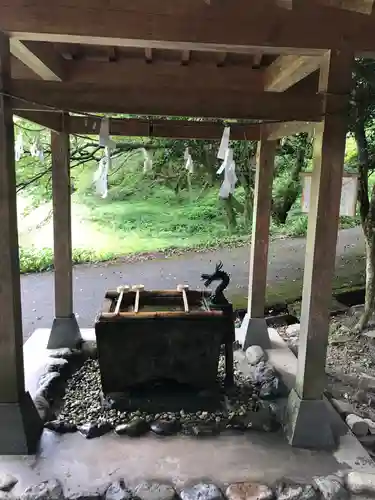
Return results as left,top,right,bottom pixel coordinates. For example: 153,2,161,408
0,392,43,454
284,388,335,450
239,313,271,350
47,314,82,349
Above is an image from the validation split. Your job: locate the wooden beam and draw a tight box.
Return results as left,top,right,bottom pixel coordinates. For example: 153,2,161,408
9,39,65,81
0,32,24,403
264,121,315,139
48,123,81,349
15,110,62,131
63,59,265,92
10,81,328,121
286,50,353,449
252,54,263,69
0,32,42,455
265,55,322,91
67,115,261,140
242,135,277,350
4,2,375,55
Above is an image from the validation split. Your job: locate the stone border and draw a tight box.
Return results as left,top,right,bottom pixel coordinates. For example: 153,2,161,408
35,340,288,440
7,471,375,500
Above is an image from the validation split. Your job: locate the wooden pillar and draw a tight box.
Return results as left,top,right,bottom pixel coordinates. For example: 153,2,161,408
0,32,42,454
241,137,276,350
285,50,353,449
47,125,81,349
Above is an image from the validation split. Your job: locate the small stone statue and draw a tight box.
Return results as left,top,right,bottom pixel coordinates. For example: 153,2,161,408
201,261,230,306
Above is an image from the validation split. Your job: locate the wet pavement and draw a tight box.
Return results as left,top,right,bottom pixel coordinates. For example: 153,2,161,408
21,226,365,341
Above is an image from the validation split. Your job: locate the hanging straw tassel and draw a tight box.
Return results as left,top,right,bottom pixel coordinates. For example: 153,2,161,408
217,126,230,160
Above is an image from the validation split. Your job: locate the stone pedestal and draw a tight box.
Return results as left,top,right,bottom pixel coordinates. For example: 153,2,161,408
284,388,335,449
240,314,271,350
0,392,43,454
48,315,81,349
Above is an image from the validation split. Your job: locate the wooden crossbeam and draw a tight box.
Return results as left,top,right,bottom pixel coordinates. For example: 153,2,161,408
63,60,264,91
4,2,375,56
15,110,63,132
15,111,262,139
10,80,328,121
265,55,322,91
263,121,315,139
9,39,66,81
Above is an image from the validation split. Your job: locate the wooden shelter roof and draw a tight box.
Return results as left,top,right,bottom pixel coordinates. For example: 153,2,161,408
2,0,375,134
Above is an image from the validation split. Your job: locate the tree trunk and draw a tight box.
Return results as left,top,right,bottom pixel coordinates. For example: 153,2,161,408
353,109,374,332
356,227,375,332
221,194,237,233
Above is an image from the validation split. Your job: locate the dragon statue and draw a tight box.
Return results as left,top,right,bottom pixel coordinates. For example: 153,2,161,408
201,261,230,306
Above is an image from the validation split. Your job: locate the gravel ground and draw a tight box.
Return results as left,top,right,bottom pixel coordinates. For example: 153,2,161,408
278,307,375,422
56,354,262,429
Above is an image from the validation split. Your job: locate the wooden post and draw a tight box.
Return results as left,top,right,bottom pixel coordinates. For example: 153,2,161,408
47,124,81,348
0,32,42,454
241,137,276,350
285,50,353,449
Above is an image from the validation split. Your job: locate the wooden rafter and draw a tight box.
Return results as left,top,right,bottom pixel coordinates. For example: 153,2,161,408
9,39,65,81
264,55,322,91
145,48,153,63
10,81,327,121
216,52,227,67
252,54,263,68
4,2,375,56
181,50,191,65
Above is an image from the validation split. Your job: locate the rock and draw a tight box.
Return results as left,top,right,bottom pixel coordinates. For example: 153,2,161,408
66,492,102,500
313,475,348,500
0,475,17,492
115,418,149,437
227,416,248,432
105,480,133,500
78,421,113,439
133,482,177,500
245,346,266,366
21,480,64,500
247,409,280,432
358,433,375,450
191,423,220,437
180,484,224,500
363,418,375,434
226,482,273,500
330,398,354,418
37,372,61,401
345,414,369,437
48,348,80,359
276,481,319,500
44,420,77,434
81,340,98,359
259,376,287,400
250,362,275,385
45,357,69,375
346,471,375,495
150,419,181,436
285,324,300,336
0,493,16,500
33,390,53,421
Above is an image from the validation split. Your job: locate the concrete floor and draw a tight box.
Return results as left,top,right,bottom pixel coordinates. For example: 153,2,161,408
2,327,375,495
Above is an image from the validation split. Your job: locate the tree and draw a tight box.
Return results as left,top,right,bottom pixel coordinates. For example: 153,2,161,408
349,59,375,332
